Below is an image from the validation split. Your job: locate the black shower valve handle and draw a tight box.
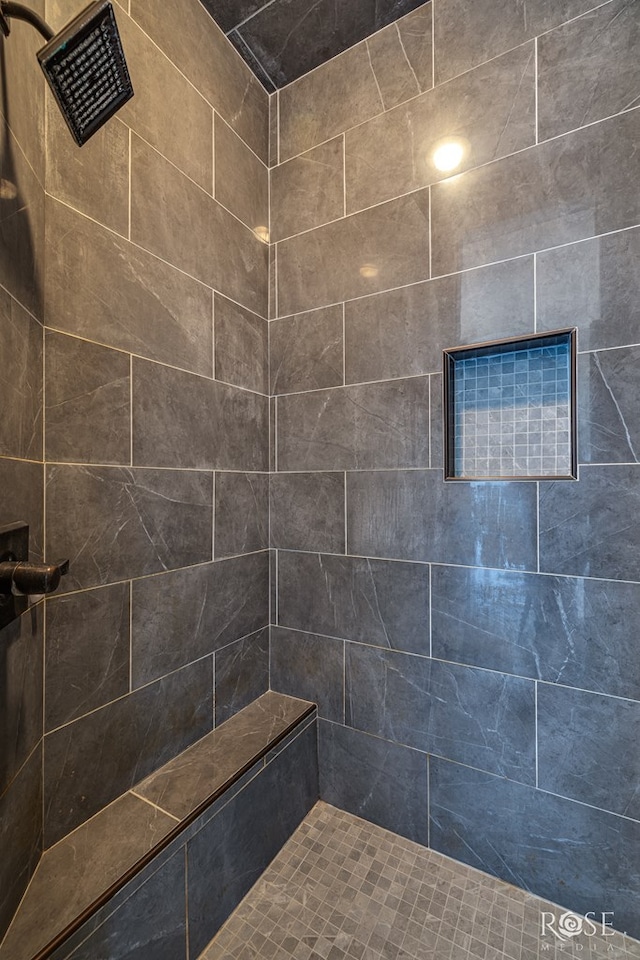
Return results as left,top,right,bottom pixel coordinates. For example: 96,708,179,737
0,558,69,596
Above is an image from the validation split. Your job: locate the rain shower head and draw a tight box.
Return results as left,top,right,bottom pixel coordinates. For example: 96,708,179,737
0,1,133,146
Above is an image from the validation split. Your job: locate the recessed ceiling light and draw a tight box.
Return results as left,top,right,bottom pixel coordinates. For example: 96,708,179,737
431,137,468,173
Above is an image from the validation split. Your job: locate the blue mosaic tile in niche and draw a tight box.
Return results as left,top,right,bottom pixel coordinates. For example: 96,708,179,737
444,331,576,480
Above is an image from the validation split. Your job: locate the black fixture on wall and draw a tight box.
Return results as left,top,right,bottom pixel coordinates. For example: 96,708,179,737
0,0,133,145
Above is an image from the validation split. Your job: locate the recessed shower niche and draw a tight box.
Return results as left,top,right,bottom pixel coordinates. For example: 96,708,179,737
443,329,577,481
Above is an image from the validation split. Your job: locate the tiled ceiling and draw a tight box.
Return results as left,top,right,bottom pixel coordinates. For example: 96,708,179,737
199,0,430,91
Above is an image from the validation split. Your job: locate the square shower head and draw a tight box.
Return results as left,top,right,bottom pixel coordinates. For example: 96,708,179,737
37,1,133,146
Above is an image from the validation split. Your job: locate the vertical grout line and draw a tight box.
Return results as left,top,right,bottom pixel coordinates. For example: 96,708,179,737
128,127,132,241
428,564,432,658
342,132,347,218
344,472,348,555
534,37,539,145
534,681,539,788
533,252,538,333
431,0,436,89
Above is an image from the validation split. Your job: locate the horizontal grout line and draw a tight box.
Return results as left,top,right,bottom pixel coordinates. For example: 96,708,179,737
274,372,433,398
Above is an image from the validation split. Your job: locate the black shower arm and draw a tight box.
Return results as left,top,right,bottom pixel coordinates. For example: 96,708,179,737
0,2,54,41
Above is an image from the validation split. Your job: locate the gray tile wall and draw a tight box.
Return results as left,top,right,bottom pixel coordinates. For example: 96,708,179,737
1,0,270,931
269,0,640,939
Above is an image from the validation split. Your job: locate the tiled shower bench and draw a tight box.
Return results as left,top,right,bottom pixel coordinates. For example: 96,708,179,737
0,692,318,960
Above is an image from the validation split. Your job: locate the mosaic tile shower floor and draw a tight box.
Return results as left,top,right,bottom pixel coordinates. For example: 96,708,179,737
200,803,640,960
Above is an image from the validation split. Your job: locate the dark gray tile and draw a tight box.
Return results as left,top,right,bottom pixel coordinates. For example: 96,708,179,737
45,198,214,378
538,0,640,142
346,43,535,213
538,684,640,819
345,645,535,781
215,117,268,232
234,0,428,90
118,11,214,192
131,553,269,686
432,565,640,702
215,294,268,395
45,332,130,466
0,290,42,461
345,258,534,383
187,721,318,957
270,138,344,242
136,691,313,820
537,227,640,352
0,121,44,320
130,0,269,161
131,135,268,317
45,102,129,236
277,378,429,471
366,5,433,111
227,29,277,93
277,191,430,315
270,473,345,553
0,746,42,943
539,464,640,580
270,305,343,394
0,791,176,960
277,551,430,655
433,0,604,84
44,658,212,846
271,626,344,722
348,470,538,568
431,110,640,277
132,358,268,471
0,605,43,795
67,850,187,960
318,720,428,845
45,584,130,732
215,472,269,558
215,628,269,725
578,347,640,464
0,458,44,562
430,374,443,469
46,465,213,592
200,0,266,34
429,756,640,941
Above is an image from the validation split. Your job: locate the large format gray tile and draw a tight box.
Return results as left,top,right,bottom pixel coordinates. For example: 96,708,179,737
215,472,269,558
345,258,534,383
0,458,44,562
365,5,433,111
345,645,535,782
431,110,640,277
578,347,640,464
538,684,640,819
431,565,640,701
0,290,42,461
277,378,429,471
214,628,269,725
348,470,538,568
215,295,268,395
270,473,345,553
271,627,344,723
270,305,343,394
270,138,344,242
45,198,214,378
433,0,604,84
117,11,214,192
537,227,640,351
46,465,213,592
539,464,640,580
45,331,130,465
0,747,42,944
429,756,640,941
45,584,130,732
318,721,428,845
44,658,212,846
277,191,430,315
132,358,268,471
346,43,535,213
538,0,640,142
130,0,269,161
0,605,43,796
215,118,268,233
0,791,176,960
130,135,268,317
277,551,430,655
45,103,129,237
131,553,269,686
